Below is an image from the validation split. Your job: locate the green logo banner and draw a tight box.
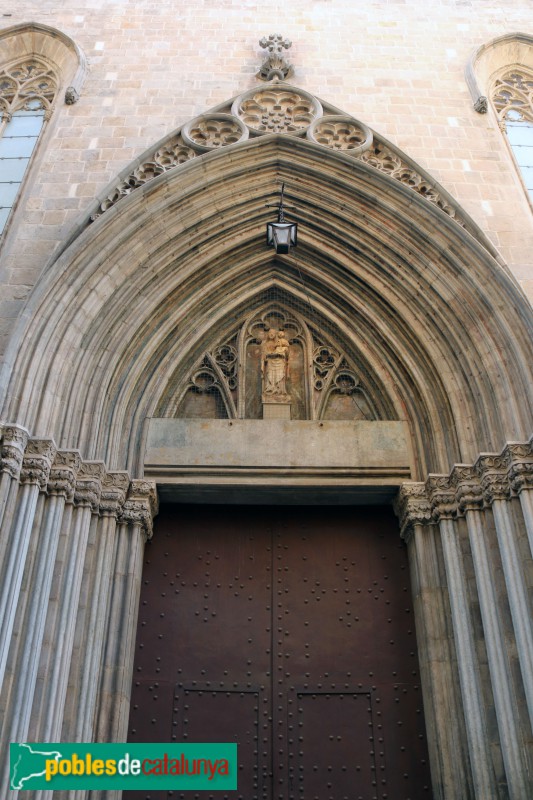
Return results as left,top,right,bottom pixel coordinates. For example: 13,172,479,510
10,742,237,790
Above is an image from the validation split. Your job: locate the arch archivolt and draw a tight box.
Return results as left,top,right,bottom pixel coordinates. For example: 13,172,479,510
1,134,531,477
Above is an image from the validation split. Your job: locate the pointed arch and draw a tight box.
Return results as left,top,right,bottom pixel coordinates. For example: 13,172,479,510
466,32,533,112
0,130,531,479
56,82,502,259
0,22,86,99
0,23,86,236
466,33,533,207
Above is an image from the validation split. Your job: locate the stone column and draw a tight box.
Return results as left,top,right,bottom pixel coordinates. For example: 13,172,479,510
0,422,159,800
0,438,56,689
0,424,29,532
63,472,130,743
506,439,533,563
95,479,158,742
29,463,105,749
427,475,497,799
0,451,80,795
453,465,532,799
477,454,533,730
397,440,533,798
395,483,473,800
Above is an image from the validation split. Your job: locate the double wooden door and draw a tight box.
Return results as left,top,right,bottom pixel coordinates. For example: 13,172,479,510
127,505,432,800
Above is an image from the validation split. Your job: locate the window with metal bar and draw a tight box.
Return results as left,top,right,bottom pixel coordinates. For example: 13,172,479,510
492,68,533,207
0,58,58,234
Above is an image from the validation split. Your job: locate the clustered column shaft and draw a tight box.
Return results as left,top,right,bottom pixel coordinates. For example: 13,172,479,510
0,424,158,800
396,437,533,800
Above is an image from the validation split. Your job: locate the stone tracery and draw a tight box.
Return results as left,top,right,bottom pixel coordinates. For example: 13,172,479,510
491,66,533,206
0,56,58,120
168,303,381,422
492,68,533,125
86,82,474,234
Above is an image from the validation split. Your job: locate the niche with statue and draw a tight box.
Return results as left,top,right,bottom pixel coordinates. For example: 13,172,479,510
158,302,392,422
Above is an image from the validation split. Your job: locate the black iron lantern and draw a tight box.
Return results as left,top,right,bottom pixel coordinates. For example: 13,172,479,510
266,183,297,254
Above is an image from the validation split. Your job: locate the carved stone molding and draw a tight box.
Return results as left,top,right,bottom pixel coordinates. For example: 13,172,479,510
181,114,249,152
426,474,458,521
64,86,79,105
493,68,533,126
0,424,30,480
47,450,82,501
0,57,59,119
168,300,382,422
474,454,511,504
91,135,196,220
74,462,106,511
119,479,158,538
359,142,465,226
450,465,484,514
504,440,533,494
20,439,57,489
257,34,293,81
231,84,322,135
307,115,373,155
393,482,432,541
99,471,130,517
397,440,533,530
312,345,340,391
83,83,477,237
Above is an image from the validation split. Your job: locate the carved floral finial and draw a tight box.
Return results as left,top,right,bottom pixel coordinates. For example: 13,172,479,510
258,33,293,81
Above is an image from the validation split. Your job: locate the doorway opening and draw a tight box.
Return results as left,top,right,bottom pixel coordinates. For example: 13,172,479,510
126,504,432,800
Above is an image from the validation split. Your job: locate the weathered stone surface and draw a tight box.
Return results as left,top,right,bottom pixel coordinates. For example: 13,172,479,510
145,418,412,473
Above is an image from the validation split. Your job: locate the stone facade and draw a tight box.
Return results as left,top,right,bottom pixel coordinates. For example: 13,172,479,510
0,2,532,799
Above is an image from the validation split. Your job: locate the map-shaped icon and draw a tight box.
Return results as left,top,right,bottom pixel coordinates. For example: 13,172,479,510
10,743,63,790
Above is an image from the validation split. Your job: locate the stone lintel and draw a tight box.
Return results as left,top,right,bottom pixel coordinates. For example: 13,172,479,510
144,419,413,502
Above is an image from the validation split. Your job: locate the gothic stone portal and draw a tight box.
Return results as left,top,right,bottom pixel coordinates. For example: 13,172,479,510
126,505,432,800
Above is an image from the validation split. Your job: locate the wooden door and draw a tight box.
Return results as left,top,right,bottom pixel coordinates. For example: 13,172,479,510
126,505,432,800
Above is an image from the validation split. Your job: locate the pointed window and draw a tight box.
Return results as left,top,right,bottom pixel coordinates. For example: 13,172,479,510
0,57,58,234
492,68,533,206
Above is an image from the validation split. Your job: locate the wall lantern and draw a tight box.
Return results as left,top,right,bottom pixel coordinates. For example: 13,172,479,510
266,183,297,254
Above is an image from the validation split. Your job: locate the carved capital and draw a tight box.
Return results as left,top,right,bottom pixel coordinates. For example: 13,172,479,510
394,482,432,540
20,438,57,489
504,441,533,494
119,479,158,538
74,461,106,511
426,474,458,521
99,471,130,517
450,465,484,514
475,454,511,504
0,424,30,480
48,450,82,500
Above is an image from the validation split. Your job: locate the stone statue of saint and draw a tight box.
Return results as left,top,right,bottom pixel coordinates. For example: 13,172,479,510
261,327,290,397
